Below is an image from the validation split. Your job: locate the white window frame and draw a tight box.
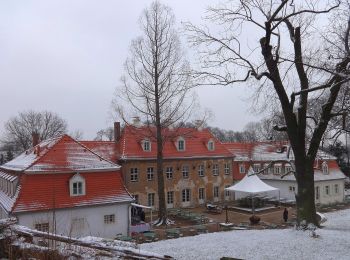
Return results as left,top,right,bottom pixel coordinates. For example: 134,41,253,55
167,191,174,205
322,161,329,175
334,184,339,194
147,167,154,181
224,163,230,175
208,140,215,151
325,185,330,196
182,165,189,178
198,164,205,177
104,214,115,224
69,174,86,197
274,165,281,175
213,186,219,198
182,189,190,202
142,139,151,152
35,222,49,232
148,193,155,206
166,166,173,179
177,137,185,151
253,163,261,173
199,188,205,200
212,164,219,176
239,164,245,174
130,168,139,182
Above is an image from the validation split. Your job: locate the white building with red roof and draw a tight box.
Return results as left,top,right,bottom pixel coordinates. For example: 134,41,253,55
0,134,133,238
224,141,346,205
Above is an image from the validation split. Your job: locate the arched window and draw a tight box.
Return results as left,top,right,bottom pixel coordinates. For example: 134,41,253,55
69,173,86,196
207,139,215,151
142,139,151,151
322,161,329,175
177,137,185,151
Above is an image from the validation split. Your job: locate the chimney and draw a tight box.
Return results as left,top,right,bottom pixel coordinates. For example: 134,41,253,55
32,132,40,147
132,116,141,127
114,122,121,142
195,120,203,131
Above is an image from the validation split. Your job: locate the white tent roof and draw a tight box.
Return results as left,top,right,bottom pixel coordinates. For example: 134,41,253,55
225,167,279,194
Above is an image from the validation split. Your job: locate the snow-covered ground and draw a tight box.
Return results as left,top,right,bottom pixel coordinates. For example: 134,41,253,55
141,209,350,260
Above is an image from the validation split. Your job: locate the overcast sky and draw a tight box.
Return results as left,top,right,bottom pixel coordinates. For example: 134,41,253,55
0,0,261,139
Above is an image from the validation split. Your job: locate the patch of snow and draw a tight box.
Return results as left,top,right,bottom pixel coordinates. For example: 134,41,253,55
141,209,350,260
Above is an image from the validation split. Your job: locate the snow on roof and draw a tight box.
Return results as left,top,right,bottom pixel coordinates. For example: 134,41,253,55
120,126,233,160
224,141,336,162
80,141,119,162
225,167,279,194
1,135,120,173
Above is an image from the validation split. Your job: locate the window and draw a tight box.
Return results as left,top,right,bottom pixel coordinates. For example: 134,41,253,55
133,194,139,204
147,167,154,181
214,186,219,198
335,184,339,194
208,140,215,151
285,165,292,174
72,218,85,230
322,162,329,175
143,139,151,151
225,185,230,197
325,185,330,195
289,186,296,192
104,214,115,224
212,164,219,176
224,163,230,175
253,164,261,173
35,223,49,232
177,138,185,151
182,165,189,178
69,174,85,197
199,188,205,200
315,186,320,200
182,189,190,202
130,168,138,182
73,182,83,195
167,191,174,204
274,165,281,175
166,167,173,179
148,193,155,206
239,164,245,174
198,164,205,177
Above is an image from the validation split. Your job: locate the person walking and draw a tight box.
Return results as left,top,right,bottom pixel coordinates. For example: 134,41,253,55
283,208,289,222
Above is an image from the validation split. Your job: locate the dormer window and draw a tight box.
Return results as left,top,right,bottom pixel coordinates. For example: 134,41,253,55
69,174,86,196
208,140,215,151
177,137,185,151
322,161,329,175
142,139,151,152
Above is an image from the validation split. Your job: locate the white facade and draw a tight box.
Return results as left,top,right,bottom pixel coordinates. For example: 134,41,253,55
16,203,130,239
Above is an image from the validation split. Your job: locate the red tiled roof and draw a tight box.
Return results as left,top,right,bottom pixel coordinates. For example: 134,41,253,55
12,171,133,213
2,135,119,172
80,141,119,162
120,126,233,160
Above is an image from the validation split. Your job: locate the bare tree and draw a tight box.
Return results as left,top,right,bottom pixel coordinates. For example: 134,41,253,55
186,0,350,225
113,1,194,225
1,110,67,151
94,127,114,141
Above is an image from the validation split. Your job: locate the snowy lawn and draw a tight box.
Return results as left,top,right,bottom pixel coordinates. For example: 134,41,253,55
141,209,350,260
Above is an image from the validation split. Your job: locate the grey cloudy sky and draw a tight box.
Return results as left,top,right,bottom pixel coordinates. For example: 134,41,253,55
0,0,260,139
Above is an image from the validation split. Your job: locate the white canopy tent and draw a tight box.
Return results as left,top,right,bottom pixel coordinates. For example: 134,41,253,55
225,167,280,213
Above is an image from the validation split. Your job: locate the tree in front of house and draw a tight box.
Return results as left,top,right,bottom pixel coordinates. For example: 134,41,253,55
113,1,195,225
186,0,350,225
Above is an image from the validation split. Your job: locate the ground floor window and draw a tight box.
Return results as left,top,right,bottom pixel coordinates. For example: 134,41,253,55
334,184,339,194
225,185,230,197
214,186,219,198
167,191,174,204
315,186,320,200
182,189,190,202
148,193,155,206
104,214,115,224
199,188,205,200
325,185,330,196
289,186,295,192
35,223,49,232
